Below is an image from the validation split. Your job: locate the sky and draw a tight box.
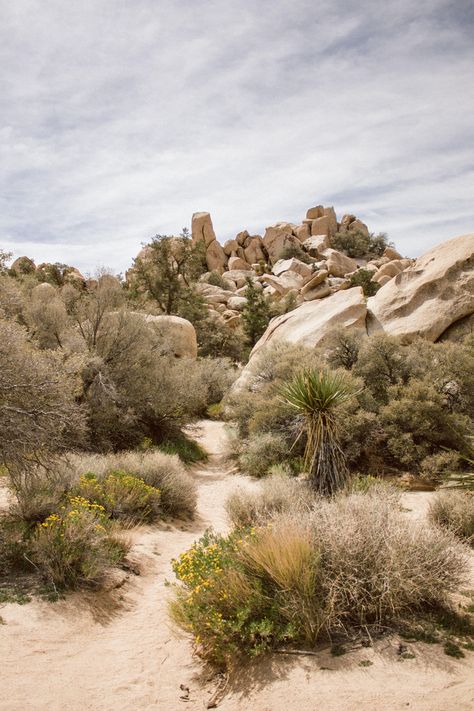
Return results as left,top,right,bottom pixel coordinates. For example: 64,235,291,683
0,0,473,275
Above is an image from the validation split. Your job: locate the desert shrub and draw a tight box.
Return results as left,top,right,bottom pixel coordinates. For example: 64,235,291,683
420,451,462,485
75,471,161,523
428,491,474,544
354,333,411,404
69,449,197,518
8,461,76,526
276,242,313,264
206,271,227,288
380,379,471,469
170,525,316,664
31,497,128,588
195,357,237,405
308,492,467,627
324,327,363,370
226,474,313,528
238,433,290,478
158,433,208,464
331,230,391,258
349,268,381,297
171,490,468,665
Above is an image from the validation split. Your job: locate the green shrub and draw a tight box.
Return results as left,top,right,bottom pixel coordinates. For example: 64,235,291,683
349,268,381,297
31,496,128,588
428,491,474,544
276,242,313,264
171,490,468,666
420,452,461,485
238,433,290,478
158,434,208,464
331,230,391,258
75,471,161,523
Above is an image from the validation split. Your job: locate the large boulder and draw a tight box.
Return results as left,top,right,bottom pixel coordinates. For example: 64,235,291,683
324,248,359,277
142,314,198,358
262,226,299,264
205,240,227,273
251,286,367,355
11,256,36,275
192,212,217,246
244,236,266,264
367,233,474,342
272,258,312,278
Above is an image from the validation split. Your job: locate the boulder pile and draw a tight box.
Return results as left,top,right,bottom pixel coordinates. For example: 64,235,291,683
189,206,412,330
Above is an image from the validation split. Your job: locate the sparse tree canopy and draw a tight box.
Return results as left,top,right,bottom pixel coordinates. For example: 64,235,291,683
131,234,206,314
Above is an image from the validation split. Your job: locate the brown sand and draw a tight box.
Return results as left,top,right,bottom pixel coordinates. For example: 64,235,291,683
1,421,473,711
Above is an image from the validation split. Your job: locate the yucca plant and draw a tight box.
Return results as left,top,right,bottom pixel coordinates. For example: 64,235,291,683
281,369,361,495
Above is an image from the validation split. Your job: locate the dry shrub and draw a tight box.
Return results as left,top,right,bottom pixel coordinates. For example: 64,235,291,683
171,489,469,665
8,461,76,526
226,474,312,528
69,449,197,518
428,491,474,544
310,492,468,630
31,497,128,588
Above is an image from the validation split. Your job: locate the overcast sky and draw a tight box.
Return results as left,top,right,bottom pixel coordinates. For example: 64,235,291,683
1,0,473,274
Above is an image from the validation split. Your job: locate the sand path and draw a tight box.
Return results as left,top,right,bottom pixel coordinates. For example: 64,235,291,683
1,421,473,711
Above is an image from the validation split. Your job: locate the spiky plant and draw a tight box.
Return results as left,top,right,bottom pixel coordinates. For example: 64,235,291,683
281,369,361,496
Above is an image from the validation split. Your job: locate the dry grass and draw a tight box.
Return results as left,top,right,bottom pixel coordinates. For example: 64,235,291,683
225,474,313,528
428,490,474,544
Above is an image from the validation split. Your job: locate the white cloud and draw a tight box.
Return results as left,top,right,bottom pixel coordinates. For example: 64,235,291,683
0,0,472,272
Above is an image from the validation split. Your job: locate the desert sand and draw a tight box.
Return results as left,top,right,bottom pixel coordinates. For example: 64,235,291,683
1,421,473,711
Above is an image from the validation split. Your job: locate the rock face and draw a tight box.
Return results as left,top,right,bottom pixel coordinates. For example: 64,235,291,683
252,286,367,355
367,233,474,342
143,314,198,358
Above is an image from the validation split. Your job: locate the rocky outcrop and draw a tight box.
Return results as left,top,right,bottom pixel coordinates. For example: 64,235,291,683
367,233,474,342
252,286,367,354
192,211,228,273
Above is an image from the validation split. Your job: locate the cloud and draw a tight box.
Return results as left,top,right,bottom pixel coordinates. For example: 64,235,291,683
0,0,473,273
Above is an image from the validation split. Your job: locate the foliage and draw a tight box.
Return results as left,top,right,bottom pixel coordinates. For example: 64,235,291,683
325,327,363,370
131,235,206,314
31,496,128,588
238,433,290,478
75,471,161,523
276,242,313,264
0,318,85,488
349,268,381,297
225,474,313,528
171,490,468,666
241,278,271,347
331,230,391,258
428,491,474,544
158,433,208,464
281,369,361,494
68,449,197,518
420,451,461,485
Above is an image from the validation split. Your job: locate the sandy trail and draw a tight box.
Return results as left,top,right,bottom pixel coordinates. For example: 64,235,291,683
1,421,473,711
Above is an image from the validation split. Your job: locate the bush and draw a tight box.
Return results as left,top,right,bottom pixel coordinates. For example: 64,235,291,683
31,496,128,588
226,474,313,528
420,452,461,485
158,434,208,465
171,490,468,665
8,461,76,526
349,268,381,297
428,491,474,544
238,433,290,478
276,242,313,264
75,471,161,523
69,449,197,518
331,230,391,258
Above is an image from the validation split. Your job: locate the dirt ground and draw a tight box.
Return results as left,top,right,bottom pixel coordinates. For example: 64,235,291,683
1,421,473,711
